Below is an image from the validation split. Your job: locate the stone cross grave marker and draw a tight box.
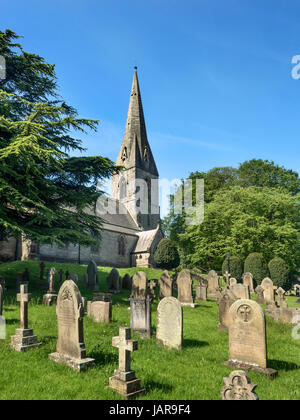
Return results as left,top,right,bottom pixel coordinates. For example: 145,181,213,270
11,284,41,352
224,271,231,286
109,327,145,399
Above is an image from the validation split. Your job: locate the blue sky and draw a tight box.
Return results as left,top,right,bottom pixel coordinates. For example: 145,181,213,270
1,0,300,182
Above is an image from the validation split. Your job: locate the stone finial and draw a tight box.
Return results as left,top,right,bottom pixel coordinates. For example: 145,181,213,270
221,371,258,400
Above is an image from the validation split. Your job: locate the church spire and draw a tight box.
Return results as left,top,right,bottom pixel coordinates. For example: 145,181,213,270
116,67,158,177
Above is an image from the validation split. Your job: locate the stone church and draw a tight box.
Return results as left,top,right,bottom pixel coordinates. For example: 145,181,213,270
0,67,164,267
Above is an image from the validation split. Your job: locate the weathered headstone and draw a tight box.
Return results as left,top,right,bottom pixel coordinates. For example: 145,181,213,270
107,268,120,293
231,284,250,300
229,278,237,287
261,278,275,306
86,260,99,291
159,270,173,300
87,293,112,323
207,270,220,297
49,280,95,371
243,272,255,293
217,288,239,331
109,327,145,399
221,371,258,400
148,279,157,300
276,287,288,308
43,267,57,306
195,278,208,301
11,284,42,352
131,271,148,299
255,285,265,305
129,296,152,337
156,297,183,350
224,299,277,378
122,273,132,290
177,269,197,307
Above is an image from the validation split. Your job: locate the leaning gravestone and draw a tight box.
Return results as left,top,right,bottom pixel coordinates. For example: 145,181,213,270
0,284,3,316
177,269,197,307
224,299,278,378
107,268,120,294
86,260,99,291
122,274,132,290
159,270,173,300
156,297,183,350
221,371,258,400
49,280,95,371
11,284,42,352
217,288,239,331
231,284,250,300
109,327,145,399
207,270,220,297
87,293,112,323
243,273,255,293
261,278,275,306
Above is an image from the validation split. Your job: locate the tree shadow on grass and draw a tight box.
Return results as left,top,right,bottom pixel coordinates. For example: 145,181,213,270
184,339,209,348
89,349,118,367
41,335,57,345
4,319,19,325
144,379,173,393
268,359,299,372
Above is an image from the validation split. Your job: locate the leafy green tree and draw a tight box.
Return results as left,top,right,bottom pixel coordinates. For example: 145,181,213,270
0,29,119,246
222,256,242,281
178,186,300,273
244,253,269,285
268,257,290,289
154,238,180,270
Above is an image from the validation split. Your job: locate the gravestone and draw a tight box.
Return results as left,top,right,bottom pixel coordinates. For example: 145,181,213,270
276,287,288,308
224,299,277,378
11,284,42,352
122,274,132,290
49,280,95,371
221,371,258,400
156,297,183,350
217,288,239,331
195,278,208,301
87,293,112,323
43,267,58,306
86,260,99,291
231,284,250,300
109,327,145,399
0,284,3,316
255,285,265,305
207,270,220,297
129,296,152,337
131,272,148,299
148,279,157,300
159,270,173,300
243,272,255,293
261,278,275,305
177,269,197,307
229,278,237,287
107,268,120,294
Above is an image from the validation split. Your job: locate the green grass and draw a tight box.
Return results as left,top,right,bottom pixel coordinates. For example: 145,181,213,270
0,261,299,400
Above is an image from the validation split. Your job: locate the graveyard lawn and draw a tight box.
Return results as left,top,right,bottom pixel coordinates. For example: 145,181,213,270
0,261,299,400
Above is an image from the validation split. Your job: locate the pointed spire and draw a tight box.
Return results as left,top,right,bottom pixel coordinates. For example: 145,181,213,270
116,67,158,177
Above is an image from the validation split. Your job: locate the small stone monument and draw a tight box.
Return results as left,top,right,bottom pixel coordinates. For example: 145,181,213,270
231,283,250,300
109,327,145,399
122,273,132,290
224,271,231,286
207,270,220,297
156,297,183,350
221,371,258,400
261,278,275,305
255,285,265,305
131,272,148,298
229,278,237,287
107,268,120,293
87,293,112,323
195,277,208,301
159,270,173,299
130,272,152,336
243,272,255,293
49,280,95,371
11,284,42,352
86,260,99,291
177,269,197,307
276,287,288,308
217,288,239,331
224,299,277,378
43,267,57,306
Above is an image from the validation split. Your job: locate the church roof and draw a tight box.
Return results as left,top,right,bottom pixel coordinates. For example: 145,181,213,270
116,67,159,177
94,197,140,231
133,225,161,253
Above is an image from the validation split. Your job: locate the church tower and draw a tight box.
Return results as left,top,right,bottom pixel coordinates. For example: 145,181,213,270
112,67,160,231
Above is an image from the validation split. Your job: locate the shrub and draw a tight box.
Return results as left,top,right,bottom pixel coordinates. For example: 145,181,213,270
244,252,269,285
154,238,180,270
268,257,291,289
222,256,242,281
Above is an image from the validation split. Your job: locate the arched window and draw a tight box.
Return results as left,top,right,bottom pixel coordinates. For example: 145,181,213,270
118,235,126,256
